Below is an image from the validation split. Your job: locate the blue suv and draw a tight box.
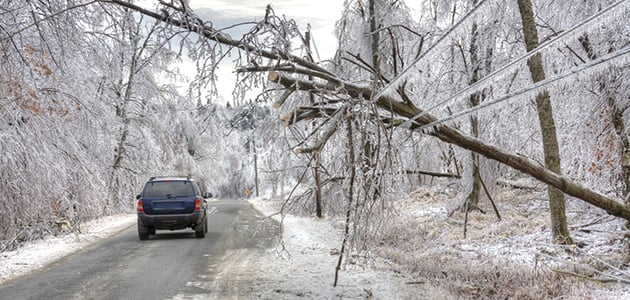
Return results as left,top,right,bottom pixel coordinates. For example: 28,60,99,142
136,176,212,240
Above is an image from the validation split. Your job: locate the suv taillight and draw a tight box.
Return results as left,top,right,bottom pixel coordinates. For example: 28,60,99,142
137,199,144,212
194,197,202,211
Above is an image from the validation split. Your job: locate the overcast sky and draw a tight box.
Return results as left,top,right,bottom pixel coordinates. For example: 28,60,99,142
181,1,344,103
138,0,344,103
189,0,343,60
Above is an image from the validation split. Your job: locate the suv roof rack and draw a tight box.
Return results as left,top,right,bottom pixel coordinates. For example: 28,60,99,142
149,175,192,181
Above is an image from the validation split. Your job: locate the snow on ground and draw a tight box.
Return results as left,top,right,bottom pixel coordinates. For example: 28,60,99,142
0,213,136,285
371,185,630,299
3,185,630,299
0,202,444,299
236,198,454,299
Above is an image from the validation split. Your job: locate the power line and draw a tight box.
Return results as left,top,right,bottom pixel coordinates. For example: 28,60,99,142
372,0,490,100
400,0,628,129
415,45,630,132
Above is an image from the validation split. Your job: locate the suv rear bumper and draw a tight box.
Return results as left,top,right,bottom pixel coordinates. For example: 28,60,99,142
138,211,205,231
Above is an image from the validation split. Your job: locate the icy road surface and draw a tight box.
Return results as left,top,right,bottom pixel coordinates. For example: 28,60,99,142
0,199,423,299
0,200,279,299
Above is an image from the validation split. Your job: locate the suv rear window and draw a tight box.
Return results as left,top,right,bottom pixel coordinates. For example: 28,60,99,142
142,181,195,198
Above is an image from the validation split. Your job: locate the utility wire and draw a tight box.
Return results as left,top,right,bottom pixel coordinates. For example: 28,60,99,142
415,45,630,132
400,0,628,129
372,0,490,100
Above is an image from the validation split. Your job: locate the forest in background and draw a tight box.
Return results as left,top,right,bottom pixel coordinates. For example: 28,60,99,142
1,0,628,276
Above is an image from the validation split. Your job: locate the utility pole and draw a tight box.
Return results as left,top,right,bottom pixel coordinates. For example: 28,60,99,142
252,139,260,197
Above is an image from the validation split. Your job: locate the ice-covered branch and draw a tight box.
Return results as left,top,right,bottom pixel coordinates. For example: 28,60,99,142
269,70,630,221
372,0,490,100
294,106,347,154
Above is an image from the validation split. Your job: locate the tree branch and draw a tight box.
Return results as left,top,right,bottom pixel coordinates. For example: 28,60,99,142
294,106,347,154
269,71,630,221
403,169,461,179
104,0,333,75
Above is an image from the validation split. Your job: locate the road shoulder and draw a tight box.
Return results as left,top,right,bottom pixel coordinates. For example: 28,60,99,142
0,213,135,285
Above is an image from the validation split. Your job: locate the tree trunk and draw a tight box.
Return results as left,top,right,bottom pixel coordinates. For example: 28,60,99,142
335,117,356,287
108,41,137,212
253,140,260,197
517,0,572,244
369,0,380,74
314,152,323,218
618,115,630,203
465,18,482,211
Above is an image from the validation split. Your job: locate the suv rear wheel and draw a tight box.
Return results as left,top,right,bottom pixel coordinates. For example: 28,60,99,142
139,231,149,240
138,219,149,240
195,216,207,238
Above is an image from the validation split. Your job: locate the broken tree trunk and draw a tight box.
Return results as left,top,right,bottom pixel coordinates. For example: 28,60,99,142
384,99,630,221
268,71,630,221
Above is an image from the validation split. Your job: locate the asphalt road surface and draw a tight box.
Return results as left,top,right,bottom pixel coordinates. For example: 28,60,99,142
0,200,280,300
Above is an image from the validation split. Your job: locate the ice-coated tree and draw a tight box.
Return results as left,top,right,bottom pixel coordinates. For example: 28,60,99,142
100,0,629,220
0,0,215,249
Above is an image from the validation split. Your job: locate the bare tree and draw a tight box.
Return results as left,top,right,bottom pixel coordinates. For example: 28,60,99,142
105,10,180,211
0,0,206,249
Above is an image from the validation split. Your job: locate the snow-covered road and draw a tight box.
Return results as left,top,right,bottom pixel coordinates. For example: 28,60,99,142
0,198,428,299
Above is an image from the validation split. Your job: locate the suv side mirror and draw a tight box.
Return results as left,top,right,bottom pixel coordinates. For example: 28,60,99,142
204,192,213,199
136,194,141,200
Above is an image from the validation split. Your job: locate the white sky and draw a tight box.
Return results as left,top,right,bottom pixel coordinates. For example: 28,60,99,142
191,0,342,60
183,0,344,104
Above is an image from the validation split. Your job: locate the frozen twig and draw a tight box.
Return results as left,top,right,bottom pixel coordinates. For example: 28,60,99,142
552,268,630,285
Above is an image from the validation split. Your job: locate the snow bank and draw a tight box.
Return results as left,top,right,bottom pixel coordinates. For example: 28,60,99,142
0,214,135,285
245,197,454,299
372,186,630,299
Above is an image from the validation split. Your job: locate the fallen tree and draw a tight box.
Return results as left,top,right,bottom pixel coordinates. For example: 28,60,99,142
104,0,630,221
266,71,630,221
